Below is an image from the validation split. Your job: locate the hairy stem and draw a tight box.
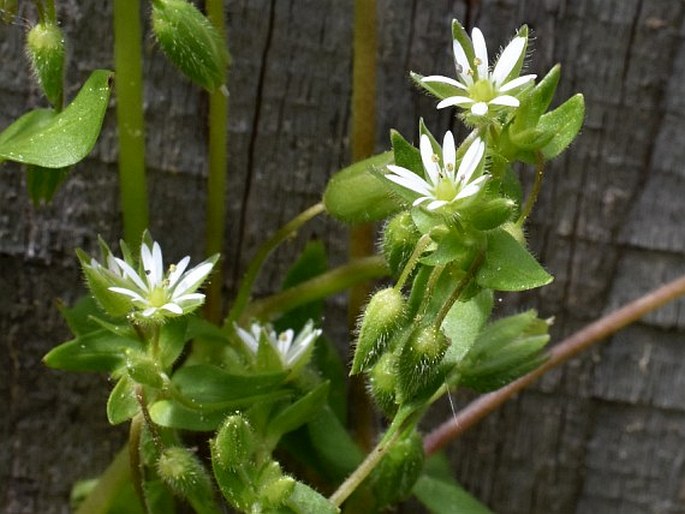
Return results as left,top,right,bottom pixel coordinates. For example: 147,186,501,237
394,234,432,291
434,249,485,327
129,414,150,514
224,202,326,328
424,273,685,455
113,0,148,245
517,150,544,226
203,0,229,323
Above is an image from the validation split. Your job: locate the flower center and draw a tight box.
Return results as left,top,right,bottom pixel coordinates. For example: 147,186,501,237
435,176,459,202
470,79,496,102
148,286,170,307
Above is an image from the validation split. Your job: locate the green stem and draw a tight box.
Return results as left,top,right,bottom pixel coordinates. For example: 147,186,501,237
203,0,229,324
74,445,130,514
434,249,485,327
129,414,150,514
329,407,417,507
394,234,431,291
113,0,148,245
241,255,388,322
45,0,56,22
517,150,545,226
224,202,326,328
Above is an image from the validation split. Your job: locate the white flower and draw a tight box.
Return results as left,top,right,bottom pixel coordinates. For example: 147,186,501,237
235,320,321,370
385,131,487,212
422,27,535,117
106,240,217,320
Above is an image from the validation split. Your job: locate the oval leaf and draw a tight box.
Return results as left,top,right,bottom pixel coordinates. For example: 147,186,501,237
0,69,113,168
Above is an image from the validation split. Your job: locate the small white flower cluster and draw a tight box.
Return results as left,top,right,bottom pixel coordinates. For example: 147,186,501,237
235,320,321,371
384,23,534,215
84,238,217,321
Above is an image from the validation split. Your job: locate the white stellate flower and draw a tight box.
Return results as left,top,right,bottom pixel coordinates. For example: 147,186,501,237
235,320,322,370
422,26,535,117
106,239,217,321
385,131,488,212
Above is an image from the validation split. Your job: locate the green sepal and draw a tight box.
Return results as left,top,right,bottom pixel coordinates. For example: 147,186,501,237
151,0,228,91
107,375,140,424
43,329,143,373
0,70,113,168
213,414,256,469
368,352,399,417
410,71,460,103
382,210,421,278
371,429,424,508
323,151,402,223
171,364,289,410
396,325,449,402
267,381,330,441
451,19,475,69
459,310,550,392
390,129,422,174
476,228,552,291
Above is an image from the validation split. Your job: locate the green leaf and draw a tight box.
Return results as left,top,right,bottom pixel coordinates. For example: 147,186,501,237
323,151,402,223
43,329,142,372
286,481,339,514
107,375,139,424
311,335,348,423
0,70,113,168
57,295,107,337
477,228,552,291
267,381,329,441
159,317,189,369
172,364,289,409
441,289,494,368
307,406,363,481
413,475,494,514
538,93,585,160
26,164,69,204
149,400,228,431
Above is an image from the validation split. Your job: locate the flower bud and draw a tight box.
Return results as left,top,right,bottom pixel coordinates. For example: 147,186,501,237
259,462,295,507
462,197,516,231
382,211,420,278
371,430,424,507
126,353,164,389
157,446,213,500
397,325,448,401
76,249,134,318
351,287,407,375
367,352,398,416
26,22,65,108
213,414,255,469
151,0,228,91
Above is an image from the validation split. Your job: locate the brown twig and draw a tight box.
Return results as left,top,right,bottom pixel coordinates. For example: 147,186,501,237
424,273,685,455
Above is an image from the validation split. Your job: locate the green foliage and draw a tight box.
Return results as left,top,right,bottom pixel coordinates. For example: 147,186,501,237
413,475,494,514
0,70,113,168
107,375,139,424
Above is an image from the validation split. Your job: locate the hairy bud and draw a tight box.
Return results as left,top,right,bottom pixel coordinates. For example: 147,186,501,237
26,21,65,107
157,446,213,499
213,414,255,470
382,211,420,278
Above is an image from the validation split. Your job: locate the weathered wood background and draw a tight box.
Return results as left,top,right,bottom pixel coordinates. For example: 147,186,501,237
1,0,684,512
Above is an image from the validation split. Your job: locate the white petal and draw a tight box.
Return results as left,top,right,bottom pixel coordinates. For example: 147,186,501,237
456,138,485,183
489,95,520,107
412,196,430,207
141,242,163,287
420,135,441,184
277,329,294,357
426,199,448,210
167,256,190,288
471,27,489,80
436,96,474,109
452,40,474,85
114,258,148,291
499,74,536,92
108,286,145,302
235,324,259,354
160,303,183,314
421,75,468,90
456,175,489,200
442,131,456,179
142,307,158,317
492,36,526,86
386,168,433,196
172,262,214,297
471,102,489,116
173,292,205,303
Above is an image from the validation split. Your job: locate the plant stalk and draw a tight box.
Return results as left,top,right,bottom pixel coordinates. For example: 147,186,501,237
517,150,545,226
113,0,148,245
74,445,130,514
203,0,229,323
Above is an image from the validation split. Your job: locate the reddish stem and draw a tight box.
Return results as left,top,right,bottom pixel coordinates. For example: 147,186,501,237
424,273,685,455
